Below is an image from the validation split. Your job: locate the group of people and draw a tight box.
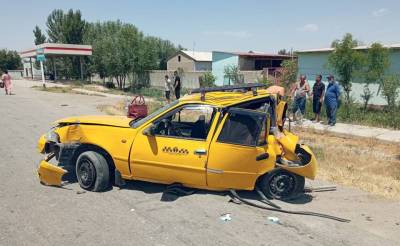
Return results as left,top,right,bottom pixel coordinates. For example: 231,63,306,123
290,74,340,126
164,71,181,103
1,70,12,95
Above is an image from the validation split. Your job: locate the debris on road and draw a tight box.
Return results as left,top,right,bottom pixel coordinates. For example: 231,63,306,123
220,213,232,222
76,190,86,195
304,185,337,193
267,216,280,224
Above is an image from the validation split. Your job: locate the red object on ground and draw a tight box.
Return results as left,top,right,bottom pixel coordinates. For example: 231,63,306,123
127,96,148,119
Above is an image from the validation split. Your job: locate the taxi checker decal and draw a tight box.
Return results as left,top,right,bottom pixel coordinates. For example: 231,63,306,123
162,146,189,155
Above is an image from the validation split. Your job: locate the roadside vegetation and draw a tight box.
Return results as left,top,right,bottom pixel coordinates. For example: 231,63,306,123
295,99,400,129
0,49,22,72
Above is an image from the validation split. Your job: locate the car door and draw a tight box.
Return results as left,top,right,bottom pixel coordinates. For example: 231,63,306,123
206,108,275,190
130,104,218,187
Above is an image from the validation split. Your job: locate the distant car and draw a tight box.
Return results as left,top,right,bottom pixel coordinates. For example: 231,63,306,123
37,84,317,200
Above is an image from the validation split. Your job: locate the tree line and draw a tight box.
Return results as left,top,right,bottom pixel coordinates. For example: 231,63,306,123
33,9,181,89
327,33,399,113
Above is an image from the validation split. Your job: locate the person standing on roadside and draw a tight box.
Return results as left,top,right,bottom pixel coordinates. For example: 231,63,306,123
311,74,325,123
1,70,12,95
173,71,181,99
164,75,172,103
325,75,341,126
290,74,310,121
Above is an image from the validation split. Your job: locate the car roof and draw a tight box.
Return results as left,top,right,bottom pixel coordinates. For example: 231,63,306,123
179,89,278,108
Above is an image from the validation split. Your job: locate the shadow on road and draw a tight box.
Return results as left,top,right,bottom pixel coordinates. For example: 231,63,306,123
60,168,313,205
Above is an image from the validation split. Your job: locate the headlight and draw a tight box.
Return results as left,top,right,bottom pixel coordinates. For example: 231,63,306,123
45,129,60,142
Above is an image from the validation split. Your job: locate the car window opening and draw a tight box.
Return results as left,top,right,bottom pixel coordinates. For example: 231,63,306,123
217,109,265,147
153,105,216,140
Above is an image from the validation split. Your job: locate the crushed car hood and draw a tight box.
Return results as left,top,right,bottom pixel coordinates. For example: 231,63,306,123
55,115,132,128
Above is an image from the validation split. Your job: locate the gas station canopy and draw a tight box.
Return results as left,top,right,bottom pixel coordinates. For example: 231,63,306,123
19,43,92,81
20,43,92,58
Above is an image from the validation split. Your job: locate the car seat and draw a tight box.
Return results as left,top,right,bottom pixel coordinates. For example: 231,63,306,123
191,115,206,139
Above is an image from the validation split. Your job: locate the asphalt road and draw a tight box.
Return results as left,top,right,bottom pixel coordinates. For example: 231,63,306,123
0,80,399,246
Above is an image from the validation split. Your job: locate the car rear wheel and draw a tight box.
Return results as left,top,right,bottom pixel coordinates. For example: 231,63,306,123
76,151,110,192
259,168,305,200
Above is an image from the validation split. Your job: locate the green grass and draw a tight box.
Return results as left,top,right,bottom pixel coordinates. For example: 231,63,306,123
32,86,73,93
288,98,400,129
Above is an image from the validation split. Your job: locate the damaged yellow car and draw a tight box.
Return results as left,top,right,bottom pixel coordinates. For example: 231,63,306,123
37,84,317,200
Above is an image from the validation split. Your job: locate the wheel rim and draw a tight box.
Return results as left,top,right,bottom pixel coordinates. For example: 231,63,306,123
78,158,96,189
269,172,296,199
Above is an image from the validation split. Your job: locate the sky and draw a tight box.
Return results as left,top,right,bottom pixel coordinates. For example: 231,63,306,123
1,0,399,53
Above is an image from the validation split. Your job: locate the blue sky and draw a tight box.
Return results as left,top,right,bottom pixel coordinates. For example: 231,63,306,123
1,0,399,53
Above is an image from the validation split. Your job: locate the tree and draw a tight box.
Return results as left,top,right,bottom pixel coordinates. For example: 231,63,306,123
33,26,46,45
0,49,22,72
328,33,364,116
199,72,216,87
84,21,141,89
364,43,390,95
46,9,65,43
280,59,298,91
381,75,400,110
278,49,291,56
145,37,179,70
45,9,87,79
224,65,242,85
360,85,373,111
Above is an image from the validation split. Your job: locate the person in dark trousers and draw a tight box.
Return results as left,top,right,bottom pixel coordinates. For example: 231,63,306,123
290,74,310,121
324,75,341,126
311,74,325,123
173,71,181,99
164,75,171,103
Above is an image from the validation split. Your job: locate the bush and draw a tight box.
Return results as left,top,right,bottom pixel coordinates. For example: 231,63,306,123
199,72,216,87
287,98,400,129
381,75,400,110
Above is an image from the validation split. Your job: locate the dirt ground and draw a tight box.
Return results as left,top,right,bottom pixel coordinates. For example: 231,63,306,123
0,80,399,246
293,128,400,199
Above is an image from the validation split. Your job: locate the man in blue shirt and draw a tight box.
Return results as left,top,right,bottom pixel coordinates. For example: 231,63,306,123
324,75,341,126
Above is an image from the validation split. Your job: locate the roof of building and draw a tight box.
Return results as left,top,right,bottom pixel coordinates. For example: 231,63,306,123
213,50,293,58
19,43,92,58
297,43,400,53
180,50,212,62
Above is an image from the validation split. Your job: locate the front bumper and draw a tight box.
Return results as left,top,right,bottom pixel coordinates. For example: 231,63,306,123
38,156,67,186
37,134,79,186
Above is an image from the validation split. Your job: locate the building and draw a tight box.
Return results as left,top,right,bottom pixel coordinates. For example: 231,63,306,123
212,51,293,86
167,50,212,71
297,43,400,105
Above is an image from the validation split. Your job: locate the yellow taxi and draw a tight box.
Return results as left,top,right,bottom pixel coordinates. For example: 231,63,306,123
37,84,317,200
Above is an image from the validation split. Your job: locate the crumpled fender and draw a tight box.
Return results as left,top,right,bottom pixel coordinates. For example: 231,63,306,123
37,134,46,154
275,130,318,179
276,130,299,161
37,160,67,186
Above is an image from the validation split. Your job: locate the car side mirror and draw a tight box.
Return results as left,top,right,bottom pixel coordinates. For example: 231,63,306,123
143,124,156,136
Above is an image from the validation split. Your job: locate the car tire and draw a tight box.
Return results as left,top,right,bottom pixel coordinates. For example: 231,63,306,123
259,168,305,201
76,151,110,192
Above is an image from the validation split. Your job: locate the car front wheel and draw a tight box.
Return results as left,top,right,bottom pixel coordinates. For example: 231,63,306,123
76,151,110,192
259,168,305,201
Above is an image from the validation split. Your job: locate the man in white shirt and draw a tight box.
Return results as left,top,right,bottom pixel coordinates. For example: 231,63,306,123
164,75,171,103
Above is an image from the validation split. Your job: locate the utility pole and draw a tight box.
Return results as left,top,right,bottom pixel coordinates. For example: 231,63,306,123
40,60,45,88
290,47,294,60
36,48,46,88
